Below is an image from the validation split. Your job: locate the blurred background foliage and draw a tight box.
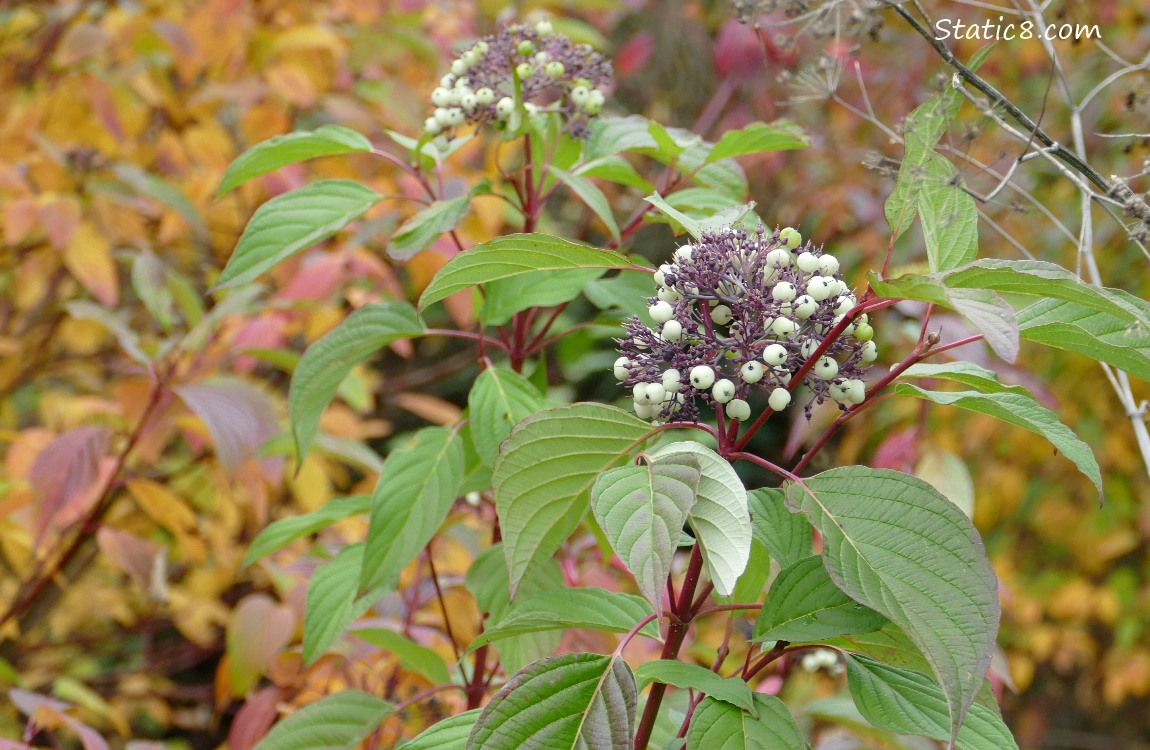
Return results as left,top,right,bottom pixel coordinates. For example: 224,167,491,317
0,0,1147,748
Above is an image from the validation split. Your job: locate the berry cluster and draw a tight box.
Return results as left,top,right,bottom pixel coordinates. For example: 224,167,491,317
613,226,877,424
423,20,612,140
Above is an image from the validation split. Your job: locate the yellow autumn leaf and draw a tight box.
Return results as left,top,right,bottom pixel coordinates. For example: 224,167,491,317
63,222,120,306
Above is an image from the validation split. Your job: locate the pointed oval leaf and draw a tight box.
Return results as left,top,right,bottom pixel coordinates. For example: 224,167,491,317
919,163,978,272
217,180,381,289
893,384,1102,499
418,233,632,310
686,694,806,750
591,451,701,614
493,403,650,596
899,362,1031,395
303,544,370,665
252,691,393,750
466,544,565,673
174,377,279,475
243,495,371,567
1017,294,1150,382
706,120,809,162
846,655,1018,750
784,467,999,746
753,556,887,643
481,268,606,326
747,488,811,570
466,653,637,750
648,441,751,597
465,587,658,653
217,126,373,196
388,195,471,260
289,301,425,460
548,166,621,243
632,661,755,713
353,628,451,686
468,367,547,465
360,427,464,593
399,709,481,750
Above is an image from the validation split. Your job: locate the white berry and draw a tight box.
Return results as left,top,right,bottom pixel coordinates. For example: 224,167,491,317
860,341,878,363
634,401,656,419
792,295,818,320
613,356,631,380
657,287,682,303
768,387,792,412
845,379,866,405
806,276,833,302
690,365,716,389
711,305,733,325
818,254,840,276
770,317,797,338
725,399,751,421
711,379,736,403
649,301,674,323
740,361,764,384
674,245,694,262
431,87,451,106
570,85,590,105
772,282,797,303
764,248,791,270
763,343,788,366
661,320,683,342
475,87,496,105
814,356,839,380
796,252,820,273
495,97,515,118
662,369,682,391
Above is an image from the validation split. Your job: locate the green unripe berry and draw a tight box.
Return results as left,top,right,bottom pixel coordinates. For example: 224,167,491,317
768,387,791,412
584,89,604,115
740,360,764,384
545,61,565,78
518,40,535,56
570,85,590,105
779,227,802,249
725,399,751,421
854,322,874,342
690,365,716,389
515,62,534,79
711,379,736,403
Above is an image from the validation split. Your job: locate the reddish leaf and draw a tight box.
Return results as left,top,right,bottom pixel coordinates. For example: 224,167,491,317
174,378,280,475
28,427,110,542
226,594,296,696
227,686,283,750
36,195,81,250
614,32,653,77
96,527,163,592
872,429,920,473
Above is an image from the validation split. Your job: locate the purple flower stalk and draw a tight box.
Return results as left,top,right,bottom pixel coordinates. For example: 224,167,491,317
613,226,877,424
424,21,613,140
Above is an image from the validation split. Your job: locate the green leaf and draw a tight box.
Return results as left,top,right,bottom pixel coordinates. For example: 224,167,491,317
583,267,656,320
591,450,702,614
252,691,393,750
468,367,547,465
466,544,565,673
481,268,606,326
585,116,660,160
846,655,1018,750
753,556,887,643
217,125,372,196
1017,294,1150,382
418,233,633,310
948,287,1020,362
644,193,701,239
465,588,658,653
216,180,381,289
399,710,481,750
289,301,425,460
548,166,621,243
388,196,471,260
467,653,637,750
686,695,807,750
360,427,465,593
899,361,1032,395
632,661,756,713
353,628,451,685
706,120,809,162
648,441,751,598
747,488,812,570
575,156,653,192
303,544,372,664
385,129,474,171
893,384,1103,498
131,250,174,331
784,467,999,745
919,160,978,272
493,403,650,596
243,496,371,567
